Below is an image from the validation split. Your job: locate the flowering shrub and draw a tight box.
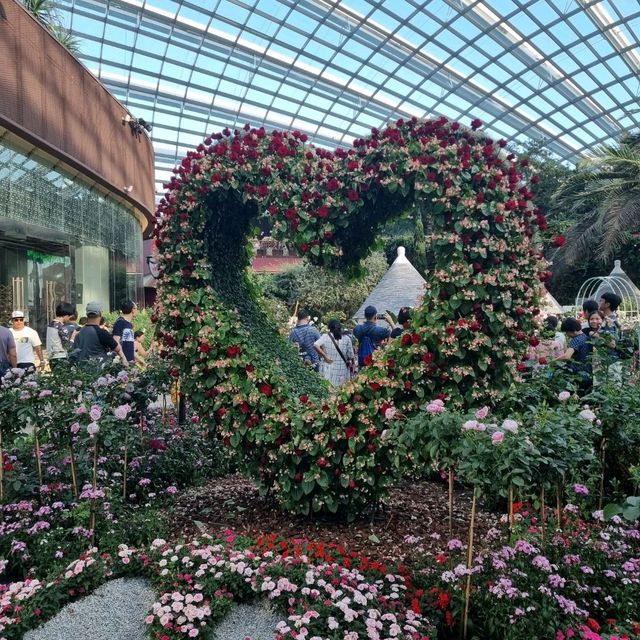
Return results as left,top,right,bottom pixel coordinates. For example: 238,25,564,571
154,117,545,515
414,509,640,640
144,534,436,639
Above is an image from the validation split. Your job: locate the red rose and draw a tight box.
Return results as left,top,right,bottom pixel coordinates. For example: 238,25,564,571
529,336,540,347
337,403,348,415
299,394,309,404
552,235,566,247
369,382,381,392
470,320,481,331
404,381,413,391
345,426,357,439
317,457,327,468
411,333,420,344
538,357,547,365
347,189,360,202
294,472,302,482
216,407,226,419
199,343,211,353
517,362,527,372
259,383,273,397
516,331,526,341
401,334,412,346
422,352,434,363
495,214,505,224
226,345,241,357
239,402,250,414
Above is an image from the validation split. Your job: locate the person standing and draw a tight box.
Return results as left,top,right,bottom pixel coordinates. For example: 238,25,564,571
353,305,392,368
112,300,138,363
288,309,321,371
598,292,623,382
0,324,17,377
73,302,129,367
46,302,75,367
9,311,43,373
314,320,355,386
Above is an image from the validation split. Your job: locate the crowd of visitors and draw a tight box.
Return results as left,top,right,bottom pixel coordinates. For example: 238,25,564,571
530,292,626,392
288,304,412,388
0,299,151,377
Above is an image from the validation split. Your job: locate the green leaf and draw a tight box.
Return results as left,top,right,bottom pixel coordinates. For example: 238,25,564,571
368,533,380,544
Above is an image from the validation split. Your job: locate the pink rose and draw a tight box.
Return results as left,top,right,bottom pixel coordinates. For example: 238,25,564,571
558,391,571,402
475,406,489,419
491,431,504,445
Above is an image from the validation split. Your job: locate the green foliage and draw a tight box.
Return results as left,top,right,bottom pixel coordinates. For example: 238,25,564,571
256,251,389,323
154,118,544,516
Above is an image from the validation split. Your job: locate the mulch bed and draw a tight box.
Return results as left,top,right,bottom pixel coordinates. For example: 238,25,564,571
167,474,502,565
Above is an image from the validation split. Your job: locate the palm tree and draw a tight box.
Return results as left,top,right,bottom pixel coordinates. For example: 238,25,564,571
551,132,640,270
20,0,81,54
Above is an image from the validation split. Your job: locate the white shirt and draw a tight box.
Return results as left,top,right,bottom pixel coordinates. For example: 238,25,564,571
10,326,42,364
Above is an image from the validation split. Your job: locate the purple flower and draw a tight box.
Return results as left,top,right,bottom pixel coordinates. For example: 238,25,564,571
558,391,571,401
38,390,52,398
87,422,99,437
89,405,102,421
475,406,489,419
573,483,589,496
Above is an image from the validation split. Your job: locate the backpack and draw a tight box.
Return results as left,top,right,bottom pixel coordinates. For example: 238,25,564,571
357,328,376,368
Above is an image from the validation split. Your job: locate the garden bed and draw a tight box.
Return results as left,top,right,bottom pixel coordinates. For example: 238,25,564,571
168,474,500,563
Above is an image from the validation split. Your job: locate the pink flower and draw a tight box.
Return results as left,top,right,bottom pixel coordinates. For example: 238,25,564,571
426,399,446,414
579,409,596,422
558,391,571,401
86,422,99,436
89,405,102,421
491,431,504,445
384,407,397,420
501,419,518,433
475,406,489,419
113,404,131,420
70,422,80,435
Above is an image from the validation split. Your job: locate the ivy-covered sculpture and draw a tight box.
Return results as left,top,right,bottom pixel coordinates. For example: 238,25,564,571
153,117,545,516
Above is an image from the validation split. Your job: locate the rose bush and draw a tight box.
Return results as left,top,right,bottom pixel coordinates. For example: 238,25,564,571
154,116,545,516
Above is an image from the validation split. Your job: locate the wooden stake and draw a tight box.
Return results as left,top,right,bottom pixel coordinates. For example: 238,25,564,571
89,439,98,547
540,486,545,546
122,436,128,501
33,424,43,488
69,441,78,499
0,428,4,502
448,468,454,540
508,484,514,533
462,491,477,640
598,439,607,511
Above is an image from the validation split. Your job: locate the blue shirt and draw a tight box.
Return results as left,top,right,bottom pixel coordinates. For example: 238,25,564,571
289,323,321,365
353,321,391,346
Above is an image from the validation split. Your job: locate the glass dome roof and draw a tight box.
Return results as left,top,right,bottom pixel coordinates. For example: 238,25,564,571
57,0,640,194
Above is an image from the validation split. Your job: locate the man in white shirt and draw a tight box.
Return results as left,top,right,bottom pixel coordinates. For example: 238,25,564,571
9,311,43,373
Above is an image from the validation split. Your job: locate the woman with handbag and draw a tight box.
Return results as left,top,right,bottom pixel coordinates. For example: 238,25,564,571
314,320,355,387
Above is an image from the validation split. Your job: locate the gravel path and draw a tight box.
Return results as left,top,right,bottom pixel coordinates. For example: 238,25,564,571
24,577,282,640
24,577,156,640
213,601,283,640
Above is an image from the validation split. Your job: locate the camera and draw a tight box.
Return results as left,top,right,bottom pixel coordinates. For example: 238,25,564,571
376,313,386,319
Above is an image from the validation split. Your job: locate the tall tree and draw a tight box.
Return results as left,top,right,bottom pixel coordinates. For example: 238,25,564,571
551,132,640,272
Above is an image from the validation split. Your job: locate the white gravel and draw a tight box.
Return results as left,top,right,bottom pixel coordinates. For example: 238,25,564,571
24,577,156,640
213,601,283,640
24,578,283,640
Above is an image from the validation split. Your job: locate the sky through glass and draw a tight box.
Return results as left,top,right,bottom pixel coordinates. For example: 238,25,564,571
56,0,640,195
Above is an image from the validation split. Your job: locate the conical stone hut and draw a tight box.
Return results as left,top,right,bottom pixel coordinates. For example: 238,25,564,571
353,247,426,321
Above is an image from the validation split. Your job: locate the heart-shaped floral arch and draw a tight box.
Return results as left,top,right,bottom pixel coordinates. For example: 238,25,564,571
153,116,545,515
